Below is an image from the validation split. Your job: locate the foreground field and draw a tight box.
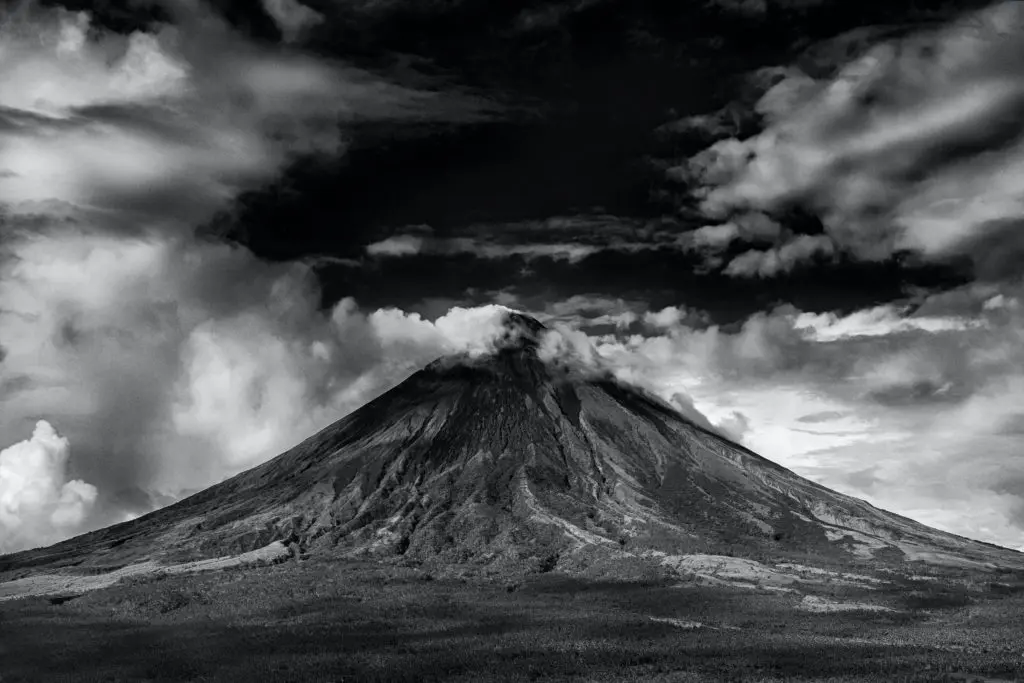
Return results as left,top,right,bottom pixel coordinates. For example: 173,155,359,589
1,559,1023,682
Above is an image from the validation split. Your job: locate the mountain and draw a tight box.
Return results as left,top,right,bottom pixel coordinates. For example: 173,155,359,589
2,311,1021,582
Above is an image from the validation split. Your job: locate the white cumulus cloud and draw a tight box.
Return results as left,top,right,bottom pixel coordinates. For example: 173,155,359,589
0,421,98,552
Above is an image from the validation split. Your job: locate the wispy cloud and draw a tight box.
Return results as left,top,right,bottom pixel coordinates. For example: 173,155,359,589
366,234,604,263
260,0,323,43
793,303,982,340
538,294,652,330
363,216,688,264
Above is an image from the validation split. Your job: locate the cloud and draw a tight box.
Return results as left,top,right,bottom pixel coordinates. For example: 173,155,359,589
689,222,741,250
365,234,427,257
795,410,847,423
678,2,1024,273
0,9,285,223
616,304,816,382
362,215,686,265
433,305,533,357
666,391,720,433
0,0,500,551
644,306,687,329
723,234,835,277
365,233,604,263
0,421,98,552
793,303,979,340
731,211,784,241
0,234,388,508
681,207,833,278
714,411,752,443
0,3,494,227
452,240,604,263
857,349,965,406
656,111,742,140
260,0,323,43
0,235,558,485
540,294,648,330
537,322,605,371
642,305,709,330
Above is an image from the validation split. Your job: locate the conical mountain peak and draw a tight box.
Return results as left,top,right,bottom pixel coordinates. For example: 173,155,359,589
422,309,554,379
4,306,1022,580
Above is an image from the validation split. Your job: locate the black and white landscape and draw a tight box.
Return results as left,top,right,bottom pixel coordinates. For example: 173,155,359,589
3,0,1024,681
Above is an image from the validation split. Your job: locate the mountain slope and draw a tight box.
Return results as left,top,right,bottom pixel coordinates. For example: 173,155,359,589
2,312,1021,578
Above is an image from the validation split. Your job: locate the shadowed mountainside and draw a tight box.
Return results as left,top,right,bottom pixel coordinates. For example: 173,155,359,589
2,312,1022,579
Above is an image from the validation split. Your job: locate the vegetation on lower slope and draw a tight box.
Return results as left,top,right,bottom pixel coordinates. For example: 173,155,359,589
1,558,1023,682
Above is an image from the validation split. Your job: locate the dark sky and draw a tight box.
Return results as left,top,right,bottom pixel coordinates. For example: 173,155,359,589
125,0,974,325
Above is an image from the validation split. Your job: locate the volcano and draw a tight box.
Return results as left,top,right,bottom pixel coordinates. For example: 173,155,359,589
2,311,1022,581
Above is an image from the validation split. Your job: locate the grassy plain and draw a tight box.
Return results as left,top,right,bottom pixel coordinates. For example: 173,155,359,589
1,558,1023,682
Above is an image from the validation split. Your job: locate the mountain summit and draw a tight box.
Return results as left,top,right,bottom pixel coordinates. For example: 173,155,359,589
3,311,1021,577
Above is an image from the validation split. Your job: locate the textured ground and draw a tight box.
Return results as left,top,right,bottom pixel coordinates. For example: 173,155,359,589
0,542,291,603
2,558,1024,682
